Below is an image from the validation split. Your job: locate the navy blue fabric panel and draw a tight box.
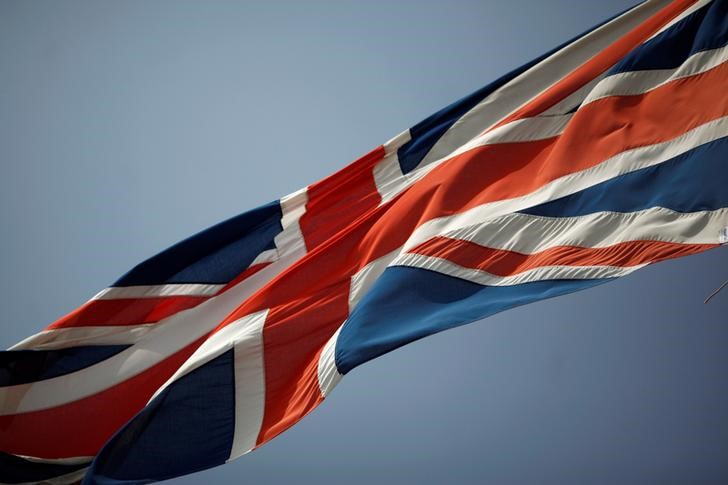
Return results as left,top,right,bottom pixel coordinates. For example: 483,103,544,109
0,345,129,386
335,266,606,374
396,3,639,175
114,200,283,286
83,349,236,485
0,452,89,484
521,136,728,218
609,0,728,75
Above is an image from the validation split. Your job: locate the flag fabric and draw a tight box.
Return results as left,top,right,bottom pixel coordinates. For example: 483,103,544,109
2,0,728,483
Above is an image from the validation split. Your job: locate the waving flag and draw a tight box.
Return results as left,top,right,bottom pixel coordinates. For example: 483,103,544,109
2,0,727,483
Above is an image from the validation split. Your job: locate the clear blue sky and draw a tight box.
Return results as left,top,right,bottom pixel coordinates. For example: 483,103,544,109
1,1,727,483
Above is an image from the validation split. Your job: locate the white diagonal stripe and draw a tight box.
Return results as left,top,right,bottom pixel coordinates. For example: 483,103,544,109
92,283,223,300
9,324,157,350
394,252,646,287
428,207,728,256
403,116,728,253
582,43,728,107
317,324,343,398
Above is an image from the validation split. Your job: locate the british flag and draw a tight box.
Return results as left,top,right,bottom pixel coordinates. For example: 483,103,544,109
2,0,727,483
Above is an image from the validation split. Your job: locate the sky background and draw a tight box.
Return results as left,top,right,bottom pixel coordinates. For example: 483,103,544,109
1,1,727,483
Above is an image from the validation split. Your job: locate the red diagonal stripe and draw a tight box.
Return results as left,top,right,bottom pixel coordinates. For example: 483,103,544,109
409,236,718,276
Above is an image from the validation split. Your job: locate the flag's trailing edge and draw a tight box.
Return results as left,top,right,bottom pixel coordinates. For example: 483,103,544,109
1,0,727,483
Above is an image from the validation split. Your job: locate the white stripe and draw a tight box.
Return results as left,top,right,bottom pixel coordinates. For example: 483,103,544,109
317,324,343,398
249,247,278,266
373,130,412,204
582,43,728,106
9,324,156,350
229,311,268,459
394,208,728,285
314,249,404,398
403,116,728,253
142,310,269,460
477,113,571,144
429,207,728,256
149,311,266,391
145,310,268,461
274,187,308,257
411,0,671,173
394,252,646,286
348,250,400,312
646,0,712,41
92,283,223,300
0,251,299,415
540,73,607,115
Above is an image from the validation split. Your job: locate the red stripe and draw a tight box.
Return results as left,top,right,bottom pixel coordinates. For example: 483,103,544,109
46,263,273,330
255,281,350,445
0,336,207,458
409,237,718,276
48,295,209,329
495,0,697,127
299,145,384,250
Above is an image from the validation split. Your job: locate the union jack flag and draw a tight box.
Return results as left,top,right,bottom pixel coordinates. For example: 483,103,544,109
2,0,727,483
